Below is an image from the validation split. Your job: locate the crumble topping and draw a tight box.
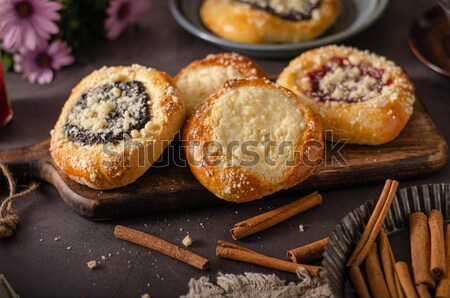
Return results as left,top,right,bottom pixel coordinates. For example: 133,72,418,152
65,80,150,145
238,0,321,21
307,56,392,103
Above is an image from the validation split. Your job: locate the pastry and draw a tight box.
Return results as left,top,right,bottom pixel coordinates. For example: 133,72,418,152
277,45,416,145
174,52,266,115
200,0,340,44
182,78,323,202
50,65,186,190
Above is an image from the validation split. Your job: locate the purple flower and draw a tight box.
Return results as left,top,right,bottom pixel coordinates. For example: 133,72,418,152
105,0,151,40
13,40,74,84
0,0,62,51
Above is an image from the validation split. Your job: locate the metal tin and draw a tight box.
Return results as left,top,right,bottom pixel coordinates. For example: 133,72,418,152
322,183,450,297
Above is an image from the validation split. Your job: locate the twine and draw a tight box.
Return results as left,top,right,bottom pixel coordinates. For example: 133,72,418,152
0,163,39,238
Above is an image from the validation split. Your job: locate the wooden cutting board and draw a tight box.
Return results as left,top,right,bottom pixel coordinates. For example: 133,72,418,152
0,101,447,220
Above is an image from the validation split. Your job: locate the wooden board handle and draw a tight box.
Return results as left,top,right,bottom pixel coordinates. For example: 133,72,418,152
0,138,52,180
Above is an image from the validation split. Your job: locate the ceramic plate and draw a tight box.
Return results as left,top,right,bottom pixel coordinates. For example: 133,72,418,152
322,183,450,297
169,0,389,59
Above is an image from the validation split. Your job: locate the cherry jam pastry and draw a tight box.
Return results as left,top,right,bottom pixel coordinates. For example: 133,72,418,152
238,0,321,21
277,45,416,145
65,81,150,145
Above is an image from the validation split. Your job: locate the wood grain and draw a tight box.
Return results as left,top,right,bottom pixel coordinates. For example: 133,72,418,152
0,101,447,220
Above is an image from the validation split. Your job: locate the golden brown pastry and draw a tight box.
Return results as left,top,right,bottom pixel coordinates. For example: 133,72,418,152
200,0,340,44
277,45,416,145
51,65,186,190
174,52,266,115
182,78,323,202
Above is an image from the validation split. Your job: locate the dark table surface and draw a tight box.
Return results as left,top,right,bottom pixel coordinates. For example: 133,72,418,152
1,0,449,297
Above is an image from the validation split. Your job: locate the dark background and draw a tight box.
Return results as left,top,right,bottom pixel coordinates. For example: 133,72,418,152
1,0,449,297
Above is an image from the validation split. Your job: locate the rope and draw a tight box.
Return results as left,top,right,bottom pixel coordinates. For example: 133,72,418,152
0,163,39,238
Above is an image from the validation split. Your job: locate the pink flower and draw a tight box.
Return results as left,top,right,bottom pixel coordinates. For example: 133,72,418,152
0,0,62,51
13,40,74,84
105,0,151,40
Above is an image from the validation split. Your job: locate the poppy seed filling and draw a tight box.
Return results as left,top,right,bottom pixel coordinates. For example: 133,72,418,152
238,0,321,21
65,81,150,145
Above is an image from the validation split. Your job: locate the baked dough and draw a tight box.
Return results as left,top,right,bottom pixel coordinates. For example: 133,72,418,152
277,45,416,145
200,0,340,44
182,78,323,202
174,52,266,115
50,65,186,190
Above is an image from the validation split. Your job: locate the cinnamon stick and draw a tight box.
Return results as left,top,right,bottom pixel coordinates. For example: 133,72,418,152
395,269,406,298
436,280,450,298
429,209,446,280
395,261,419,298
349,265,371,298
378,229,398,298
114,225,209,270
216,240,321,276
436,225,450,298
230,192,322,240
392,246,406,298
416,284,431,298
347,179,399,267
287,237,329,263
365,243,390,298
410,212,435,289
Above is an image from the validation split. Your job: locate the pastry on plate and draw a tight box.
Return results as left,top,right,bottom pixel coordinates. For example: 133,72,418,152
182,78,323,202
277,45,416,145
174,52,266,115
51,65,186,190
200,0,340,44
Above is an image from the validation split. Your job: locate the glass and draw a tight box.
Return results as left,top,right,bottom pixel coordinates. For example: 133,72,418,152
0,60,13,129
438,0,450,24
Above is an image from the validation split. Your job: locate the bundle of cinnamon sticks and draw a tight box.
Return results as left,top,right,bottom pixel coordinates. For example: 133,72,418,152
346,179,450,298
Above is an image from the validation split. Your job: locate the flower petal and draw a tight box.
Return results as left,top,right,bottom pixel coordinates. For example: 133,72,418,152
37,68,53,84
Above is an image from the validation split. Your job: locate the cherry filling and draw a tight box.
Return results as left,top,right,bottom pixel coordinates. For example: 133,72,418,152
307,56,392,103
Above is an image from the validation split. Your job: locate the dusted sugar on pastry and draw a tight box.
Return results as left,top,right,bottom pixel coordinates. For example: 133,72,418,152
174,52,266,115
277,45,416,145
182,78,323,202
200,0,340,44
50,65,186,190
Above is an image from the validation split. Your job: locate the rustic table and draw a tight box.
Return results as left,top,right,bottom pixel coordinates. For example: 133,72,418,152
0,0,449,297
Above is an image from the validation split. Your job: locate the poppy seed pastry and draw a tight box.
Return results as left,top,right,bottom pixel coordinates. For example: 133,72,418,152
174,52,266,115
182,78,324,202
50,65,186,190
200,0,340,44
277,45,416,145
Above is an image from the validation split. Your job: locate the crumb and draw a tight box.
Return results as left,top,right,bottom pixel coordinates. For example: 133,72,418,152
67,246,71,250
182,235,193,247
87,260,97,270
299,225,305,232
54,237,61,241
101,255,107,260
40,239,43,242
141,294,151,298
